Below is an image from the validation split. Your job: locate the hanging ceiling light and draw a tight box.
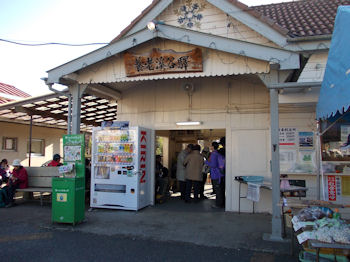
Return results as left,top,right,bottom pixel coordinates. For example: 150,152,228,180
176,121,202,126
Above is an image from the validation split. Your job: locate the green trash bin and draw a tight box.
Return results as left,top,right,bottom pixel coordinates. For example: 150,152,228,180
52,177,85,225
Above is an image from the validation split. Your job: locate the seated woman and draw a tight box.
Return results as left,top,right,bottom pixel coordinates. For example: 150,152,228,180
5,159,28,207
0,159,9,185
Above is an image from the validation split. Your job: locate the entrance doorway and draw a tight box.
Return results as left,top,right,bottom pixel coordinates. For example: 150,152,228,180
154,129,225,211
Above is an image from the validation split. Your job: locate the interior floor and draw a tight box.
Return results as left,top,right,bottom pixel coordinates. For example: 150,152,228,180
154,183,224,212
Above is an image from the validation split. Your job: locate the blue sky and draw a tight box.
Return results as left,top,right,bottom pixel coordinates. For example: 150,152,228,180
0,0,289,96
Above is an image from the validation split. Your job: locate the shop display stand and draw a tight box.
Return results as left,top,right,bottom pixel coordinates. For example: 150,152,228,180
289,205,350,261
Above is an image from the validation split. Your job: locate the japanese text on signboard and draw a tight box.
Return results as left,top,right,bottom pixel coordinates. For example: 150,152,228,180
279,128,297,146
140,131,147,184
124,48,203,77
328,175,336,201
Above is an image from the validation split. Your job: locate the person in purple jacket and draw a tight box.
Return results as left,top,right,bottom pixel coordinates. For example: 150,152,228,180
206,142,225,208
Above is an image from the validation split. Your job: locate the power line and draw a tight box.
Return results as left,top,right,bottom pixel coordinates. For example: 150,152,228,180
0,38,109,47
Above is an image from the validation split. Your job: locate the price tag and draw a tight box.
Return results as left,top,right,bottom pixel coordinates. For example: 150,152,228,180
291,215,299,225
293,221,315,231
297,231,315,244
293,221,302,231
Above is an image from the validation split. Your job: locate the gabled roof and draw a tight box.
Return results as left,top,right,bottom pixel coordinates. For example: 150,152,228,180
0,82,31,104
110,0,289,44
111,0,350,43
253,0,350,38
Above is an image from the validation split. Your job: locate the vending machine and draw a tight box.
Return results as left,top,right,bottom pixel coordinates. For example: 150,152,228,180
90,126,152,210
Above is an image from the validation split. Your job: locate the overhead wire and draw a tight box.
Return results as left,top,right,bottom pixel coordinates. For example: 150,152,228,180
0,38,108,47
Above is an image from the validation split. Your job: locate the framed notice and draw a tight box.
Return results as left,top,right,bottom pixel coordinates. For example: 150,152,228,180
299,132,314,149
279,127,297,147
280,149,297,173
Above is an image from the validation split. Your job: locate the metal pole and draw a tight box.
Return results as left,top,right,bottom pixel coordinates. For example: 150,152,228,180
68,94,72,135
269,88,283,241
28,115,33,167
71,84,82,135
316,121,321,200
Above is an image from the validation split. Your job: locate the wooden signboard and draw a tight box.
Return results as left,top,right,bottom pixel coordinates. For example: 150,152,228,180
124,48,203,77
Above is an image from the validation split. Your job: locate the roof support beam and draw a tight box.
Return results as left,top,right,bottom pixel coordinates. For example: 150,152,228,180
47,29,157,84
157,24,300,70
0,92,67,111
87,84,122,100
125,0,173,37
47,24,300,84
207,0,288,47
12,105,96,126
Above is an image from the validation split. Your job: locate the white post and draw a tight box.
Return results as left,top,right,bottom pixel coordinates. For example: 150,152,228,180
268,88,283,241
70,84,87,135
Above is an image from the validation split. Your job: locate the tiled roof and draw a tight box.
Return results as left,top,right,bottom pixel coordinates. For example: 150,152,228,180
111,0,350,44
252,0,350,38
0,82,31,104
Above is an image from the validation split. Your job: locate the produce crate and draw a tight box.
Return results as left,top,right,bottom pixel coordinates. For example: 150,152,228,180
302,241,348,256
299,250,348,262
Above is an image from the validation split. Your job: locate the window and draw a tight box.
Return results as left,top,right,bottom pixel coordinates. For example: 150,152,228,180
2,137,17,151
27,139,45,156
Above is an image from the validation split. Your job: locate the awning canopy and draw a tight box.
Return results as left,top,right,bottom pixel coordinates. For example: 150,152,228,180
0,92,118,131
316,6,350,120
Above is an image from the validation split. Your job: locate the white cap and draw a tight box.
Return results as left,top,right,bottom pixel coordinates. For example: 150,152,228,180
12,159,21,166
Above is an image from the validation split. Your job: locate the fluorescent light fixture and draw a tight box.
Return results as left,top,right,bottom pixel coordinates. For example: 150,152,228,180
176,121,202,126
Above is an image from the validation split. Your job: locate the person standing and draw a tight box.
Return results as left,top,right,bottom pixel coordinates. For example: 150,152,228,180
199,147,210,199
183,144,204,203
155,155,169,203
206,142,225,208
176,144,193,200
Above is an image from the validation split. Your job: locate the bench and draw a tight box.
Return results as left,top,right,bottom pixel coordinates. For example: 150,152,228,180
16,167,59,206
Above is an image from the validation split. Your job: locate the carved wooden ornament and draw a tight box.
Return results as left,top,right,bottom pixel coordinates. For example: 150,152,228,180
124,48,203,77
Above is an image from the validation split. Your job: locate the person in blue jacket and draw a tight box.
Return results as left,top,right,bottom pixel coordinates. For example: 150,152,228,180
206,142,225,208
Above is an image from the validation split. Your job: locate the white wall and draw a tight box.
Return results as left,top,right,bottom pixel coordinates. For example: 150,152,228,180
115,74,317,213
117,74,271,212
0,121,66,167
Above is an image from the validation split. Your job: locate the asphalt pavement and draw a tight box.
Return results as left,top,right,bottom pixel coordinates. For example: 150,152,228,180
0,194,300,262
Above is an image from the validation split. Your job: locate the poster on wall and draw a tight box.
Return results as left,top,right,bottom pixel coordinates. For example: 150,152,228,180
327,175,337,201
279,127,297,147
299,132,314,149
296,150,316,173
325,175,342,202
340,125,350,154
280,149,297,173
64,146,82,162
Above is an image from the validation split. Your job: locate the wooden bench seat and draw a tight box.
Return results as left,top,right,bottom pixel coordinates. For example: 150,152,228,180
16,167,59,206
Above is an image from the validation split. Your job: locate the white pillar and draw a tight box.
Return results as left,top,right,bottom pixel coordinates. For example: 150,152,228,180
70,84,87,135
268,88,283,241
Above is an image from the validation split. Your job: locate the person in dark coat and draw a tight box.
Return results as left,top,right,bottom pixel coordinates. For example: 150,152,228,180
155,155,169,203
0,159,9,184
